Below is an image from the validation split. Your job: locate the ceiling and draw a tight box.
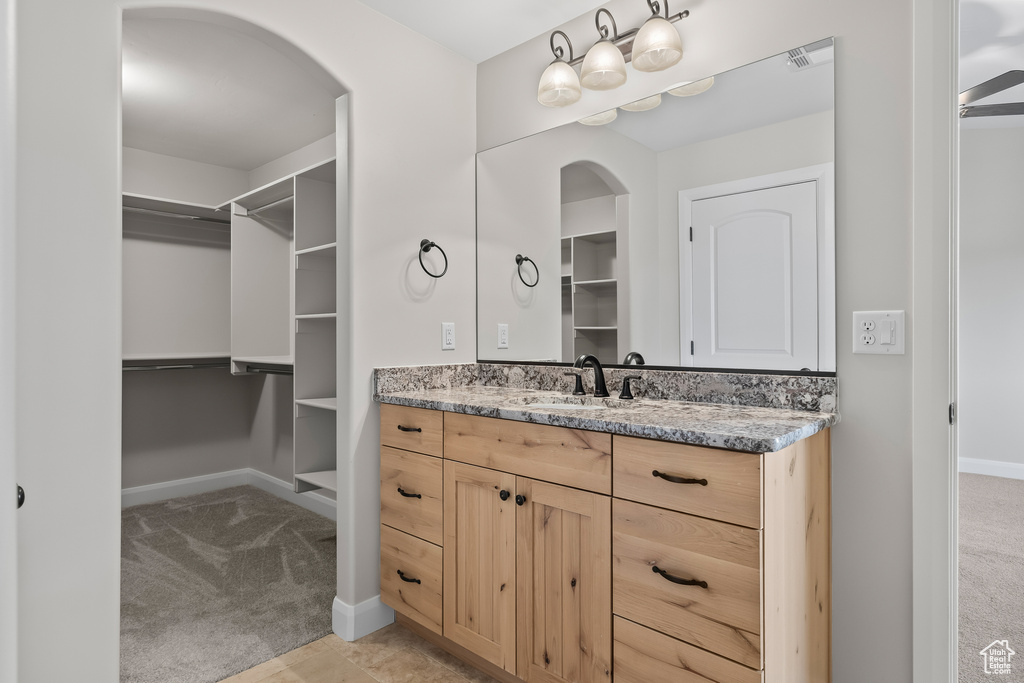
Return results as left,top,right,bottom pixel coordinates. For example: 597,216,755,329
960,0,1024,129
356,0,607,63
122,16,342,171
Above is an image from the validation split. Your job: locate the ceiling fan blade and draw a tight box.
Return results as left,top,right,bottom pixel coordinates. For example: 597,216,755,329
959,102,1024,118
959,70,1024,106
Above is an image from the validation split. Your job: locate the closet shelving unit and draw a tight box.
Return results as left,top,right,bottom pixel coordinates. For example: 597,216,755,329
560,229,619,363
122,157,339,501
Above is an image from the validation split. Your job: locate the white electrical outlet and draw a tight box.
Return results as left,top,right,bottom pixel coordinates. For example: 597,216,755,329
852,311,905,354
497,324,509,349
442,322,455,351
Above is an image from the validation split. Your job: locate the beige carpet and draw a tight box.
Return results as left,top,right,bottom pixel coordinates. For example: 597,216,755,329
959,473,1024,681
120,485,336,683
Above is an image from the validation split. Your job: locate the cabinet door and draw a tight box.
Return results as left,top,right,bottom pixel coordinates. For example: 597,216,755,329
443,461,517,674
517,478,612,683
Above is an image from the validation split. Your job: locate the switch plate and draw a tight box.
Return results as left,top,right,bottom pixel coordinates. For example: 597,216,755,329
853,311,905,354
497,324,509,349
442,322,455,350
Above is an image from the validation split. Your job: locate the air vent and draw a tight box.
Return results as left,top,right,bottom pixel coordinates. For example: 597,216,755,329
786,40,835,72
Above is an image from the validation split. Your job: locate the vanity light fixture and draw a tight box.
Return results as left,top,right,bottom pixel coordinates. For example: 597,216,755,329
620,93,662,112
537,31,582,107
537,1,690,107
667,75,715,97
578,109,618,126
580,9,628,91
631,0,684,72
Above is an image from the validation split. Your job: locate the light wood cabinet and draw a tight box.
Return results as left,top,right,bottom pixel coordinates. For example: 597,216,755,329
378,406,830,683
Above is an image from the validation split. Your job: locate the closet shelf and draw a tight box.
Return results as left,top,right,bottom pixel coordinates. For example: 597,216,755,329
295,243,337,257
231,355,294,365
123,352,231,362
574,326,618,331
295,397,337,411
294,470,337,493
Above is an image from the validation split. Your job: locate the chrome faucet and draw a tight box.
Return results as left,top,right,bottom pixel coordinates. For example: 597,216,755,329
573,354,609,398
623,351,646,365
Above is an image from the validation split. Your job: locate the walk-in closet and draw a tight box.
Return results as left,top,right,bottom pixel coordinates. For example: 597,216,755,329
119,11,346,682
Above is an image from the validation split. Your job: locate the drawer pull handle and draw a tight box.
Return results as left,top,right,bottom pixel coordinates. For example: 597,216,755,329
652,565,708,589
397,425,422,433
397,570,421,584
652,470,708,486
397,487,421,499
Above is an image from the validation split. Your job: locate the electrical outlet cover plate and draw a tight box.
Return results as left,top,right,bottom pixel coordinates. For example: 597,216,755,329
442,322,455,350
497,324,509,349
852,310,905,354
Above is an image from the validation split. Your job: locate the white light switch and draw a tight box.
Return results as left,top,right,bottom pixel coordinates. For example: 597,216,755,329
853,311,905,354
497,324,509,349
442,322,455,350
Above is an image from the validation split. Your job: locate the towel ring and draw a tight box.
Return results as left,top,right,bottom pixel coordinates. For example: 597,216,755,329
515,254,539,287
419,239,448,278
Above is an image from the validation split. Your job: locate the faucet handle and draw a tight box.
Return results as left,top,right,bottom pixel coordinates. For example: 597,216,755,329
619,375,643,400
563,372,586,396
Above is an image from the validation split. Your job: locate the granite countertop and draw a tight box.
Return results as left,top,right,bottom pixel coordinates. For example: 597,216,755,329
375,385,838,453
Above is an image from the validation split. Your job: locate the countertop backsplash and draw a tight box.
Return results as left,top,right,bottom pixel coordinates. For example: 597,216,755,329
373,362,836,413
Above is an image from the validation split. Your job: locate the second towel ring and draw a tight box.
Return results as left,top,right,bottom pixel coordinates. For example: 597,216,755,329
515,254,539,287
419,239,448,278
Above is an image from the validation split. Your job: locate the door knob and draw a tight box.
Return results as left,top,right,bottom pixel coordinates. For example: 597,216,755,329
17,484,24,509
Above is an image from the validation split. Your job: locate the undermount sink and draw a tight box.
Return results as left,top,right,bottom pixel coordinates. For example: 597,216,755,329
518,395,633,411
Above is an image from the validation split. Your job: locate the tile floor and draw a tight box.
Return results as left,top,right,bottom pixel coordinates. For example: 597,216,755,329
220,623,499,683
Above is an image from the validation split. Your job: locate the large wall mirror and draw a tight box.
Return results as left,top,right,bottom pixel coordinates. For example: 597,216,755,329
477,38,835,372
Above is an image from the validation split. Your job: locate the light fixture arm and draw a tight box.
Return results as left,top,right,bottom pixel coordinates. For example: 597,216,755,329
595,8,619,41
549,30,574,62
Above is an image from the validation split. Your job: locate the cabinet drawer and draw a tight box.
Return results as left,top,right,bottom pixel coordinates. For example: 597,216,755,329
613,435,761,528
380,446,443,545
612,499,762,669
380,525,443,636
445,412,612,494
613,617,761,683
380,404,443,457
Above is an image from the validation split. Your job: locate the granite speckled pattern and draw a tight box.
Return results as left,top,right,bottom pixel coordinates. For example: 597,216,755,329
374,384,836,453
373,362,836,412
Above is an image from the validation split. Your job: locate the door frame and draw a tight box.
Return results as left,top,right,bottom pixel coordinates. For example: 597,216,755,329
677,162,835,369
0,0,18,675
910,0,958,680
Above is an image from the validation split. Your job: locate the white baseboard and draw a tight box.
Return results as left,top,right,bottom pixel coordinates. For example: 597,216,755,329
121,468,337,521
332,596,395,642
958,457,1024,480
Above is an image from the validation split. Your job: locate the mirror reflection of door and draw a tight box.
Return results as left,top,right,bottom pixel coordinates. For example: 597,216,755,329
689,181,818,371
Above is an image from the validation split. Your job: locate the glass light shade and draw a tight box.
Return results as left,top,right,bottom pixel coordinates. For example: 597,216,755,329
578,109,618,126
620,93,662,112
580,40,627,90
631,16,683,72
537,60,582,107
667,76,715,97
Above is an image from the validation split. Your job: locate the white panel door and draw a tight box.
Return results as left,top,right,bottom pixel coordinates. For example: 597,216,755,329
690,181,818,371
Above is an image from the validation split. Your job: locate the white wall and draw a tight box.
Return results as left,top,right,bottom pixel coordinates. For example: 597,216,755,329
479,3,920,682
12,1,475,680
123,146,249,205
959,127,1024,470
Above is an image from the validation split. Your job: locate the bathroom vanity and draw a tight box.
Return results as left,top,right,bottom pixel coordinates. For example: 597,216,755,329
375,370,835,683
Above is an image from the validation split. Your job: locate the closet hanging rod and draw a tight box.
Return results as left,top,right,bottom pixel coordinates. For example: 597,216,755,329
123,206,231,225
247,367,293,376
122,363,231,372
243,195,294,216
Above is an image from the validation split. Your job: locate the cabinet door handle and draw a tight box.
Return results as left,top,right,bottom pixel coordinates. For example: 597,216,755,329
652,470,708,486
17,484,25,509
499,490,511,501
397,424,422,433
515,494,526,506
397,487,421,499
652,565,708,589
397,570,421,584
